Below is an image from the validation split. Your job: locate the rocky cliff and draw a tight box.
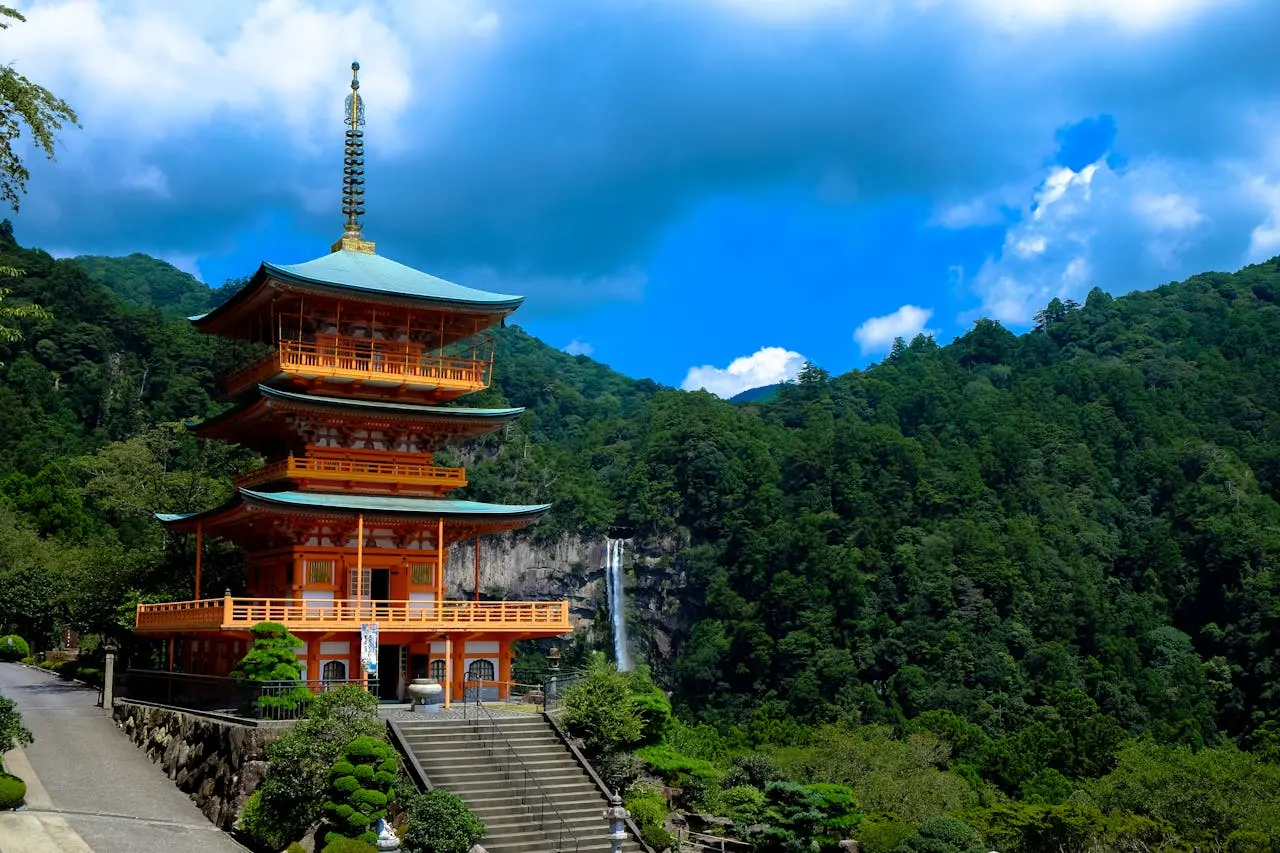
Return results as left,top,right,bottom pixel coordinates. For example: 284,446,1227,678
446,533,693,681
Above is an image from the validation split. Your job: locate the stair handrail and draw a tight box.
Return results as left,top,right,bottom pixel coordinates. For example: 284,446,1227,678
464,679,580,853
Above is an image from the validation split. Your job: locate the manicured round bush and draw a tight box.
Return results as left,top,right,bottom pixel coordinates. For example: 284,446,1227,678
322,736,396,847
0,635,29,662
401,789,485,853
0,772,27,810
236,789,295,852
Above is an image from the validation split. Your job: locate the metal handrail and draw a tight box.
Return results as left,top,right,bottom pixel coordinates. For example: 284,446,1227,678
464,680,580,853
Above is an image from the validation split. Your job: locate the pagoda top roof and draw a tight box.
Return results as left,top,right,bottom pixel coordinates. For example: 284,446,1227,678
157,488,550,529
190,249,524,332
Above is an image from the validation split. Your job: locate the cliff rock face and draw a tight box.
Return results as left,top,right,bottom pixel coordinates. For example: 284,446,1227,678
113,700,281,829
447,533,693,681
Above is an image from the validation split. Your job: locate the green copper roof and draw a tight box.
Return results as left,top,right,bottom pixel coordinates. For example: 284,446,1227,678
267,250,523,310
256,386,524,418
241,489,549,515
157,489,550,524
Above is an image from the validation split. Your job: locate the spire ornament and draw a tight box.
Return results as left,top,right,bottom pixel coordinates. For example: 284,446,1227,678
332,60,376,254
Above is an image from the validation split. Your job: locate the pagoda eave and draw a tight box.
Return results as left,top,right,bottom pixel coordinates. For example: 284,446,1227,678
157,489,550,536
189,385,523,448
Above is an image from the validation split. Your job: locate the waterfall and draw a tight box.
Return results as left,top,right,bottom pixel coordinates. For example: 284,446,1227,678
605,538,631,671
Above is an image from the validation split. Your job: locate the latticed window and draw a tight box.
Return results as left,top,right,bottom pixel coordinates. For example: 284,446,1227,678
467,660,496,682
322,660,346,682
429,659,446,680
347,568,371,599
409,562,434,585
307,559,333,584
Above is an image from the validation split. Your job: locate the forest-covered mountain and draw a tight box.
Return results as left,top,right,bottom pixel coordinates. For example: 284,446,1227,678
4,222,1280,847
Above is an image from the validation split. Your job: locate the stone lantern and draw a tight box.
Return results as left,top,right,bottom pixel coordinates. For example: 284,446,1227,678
603,792,629,853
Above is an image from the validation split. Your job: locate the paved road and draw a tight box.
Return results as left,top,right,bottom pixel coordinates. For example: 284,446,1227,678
0,662,245,853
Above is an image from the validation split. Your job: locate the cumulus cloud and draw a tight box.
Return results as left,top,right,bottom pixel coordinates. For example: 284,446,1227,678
853,305,936,354
563,340,594,356
966,150,1279,326
8,0,1280,307
682,347,808,399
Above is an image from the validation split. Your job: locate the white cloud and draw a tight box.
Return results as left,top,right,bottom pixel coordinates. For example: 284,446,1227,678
563,340,594,356
967,151,1280,326
1132,192,1204,230
853,305,936,353
682,347,807,398
961,0,1241,30
121,165,170,197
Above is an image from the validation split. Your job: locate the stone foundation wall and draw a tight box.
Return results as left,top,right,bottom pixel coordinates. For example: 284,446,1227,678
112,700,283,829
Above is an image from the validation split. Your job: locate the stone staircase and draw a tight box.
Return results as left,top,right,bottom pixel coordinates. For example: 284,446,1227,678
392,715,647,853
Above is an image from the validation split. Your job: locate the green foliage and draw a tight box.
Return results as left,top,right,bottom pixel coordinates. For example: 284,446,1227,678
0,633,27,660
75,255,210,319
623,785,674,852
858,816,917,853
0,8,79,211
286,844,307,853
893,816,985,853
1088,739,1280,843
635,743,721,801
321,839,377,853
769,725,977,826
965,802,1173,853
232,621,312,715
322,736,396,847
561,654,645,756
401,789,485,853
0,771,26,810
244,686,385,849
720,785,767,824
804,783,864,844
237,790,296,852
746,781,827,853
600,751,646,794
0,695,32,753
724,753,784,789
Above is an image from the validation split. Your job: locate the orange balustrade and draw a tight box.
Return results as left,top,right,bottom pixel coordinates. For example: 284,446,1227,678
223,336,493,398
235,455,468,491
135,597,572,635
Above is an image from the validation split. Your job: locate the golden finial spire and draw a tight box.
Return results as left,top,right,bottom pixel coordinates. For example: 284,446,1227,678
332,60,376,254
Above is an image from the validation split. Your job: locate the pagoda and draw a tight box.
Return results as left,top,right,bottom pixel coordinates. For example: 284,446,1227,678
135,62,571,705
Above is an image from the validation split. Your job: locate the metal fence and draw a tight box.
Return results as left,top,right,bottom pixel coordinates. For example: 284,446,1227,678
115,669,377,721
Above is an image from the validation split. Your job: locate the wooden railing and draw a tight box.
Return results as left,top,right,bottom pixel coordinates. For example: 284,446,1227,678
223,335,493,398
135,597,572,634
235,454,467,491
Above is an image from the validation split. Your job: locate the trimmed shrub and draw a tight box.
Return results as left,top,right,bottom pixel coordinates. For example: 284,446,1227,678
323,736,397,847
322,839,378,853
893,816,986,853
237,789,295,851
401,789,485,853
724,753,783,789
720,785,766,825
601,751,646,794
0,635,28,662
232,621,313,716
624,785,674,852
287,844,307,853
0,696,33,754
0,772,26,810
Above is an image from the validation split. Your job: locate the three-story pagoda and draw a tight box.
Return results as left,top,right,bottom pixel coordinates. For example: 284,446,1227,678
135,63,571,704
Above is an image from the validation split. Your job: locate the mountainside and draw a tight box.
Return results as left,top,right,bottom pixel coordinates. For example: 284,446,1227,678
75,253,213,319
5,228,1280,846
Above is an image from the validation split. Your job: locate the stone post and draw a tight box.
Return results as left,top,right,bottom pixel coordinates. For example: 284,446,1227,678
102,639,119,711
603,792,629,853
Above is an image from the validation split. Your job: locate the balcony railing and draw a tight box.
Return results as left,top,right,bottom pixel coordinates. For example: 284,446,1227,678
234,454,468,493
223,335,493,398
135,597,572,635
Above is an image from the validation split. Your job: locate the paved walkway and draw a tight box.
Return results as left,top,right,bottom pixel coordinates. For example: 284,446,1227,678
0,663,245,853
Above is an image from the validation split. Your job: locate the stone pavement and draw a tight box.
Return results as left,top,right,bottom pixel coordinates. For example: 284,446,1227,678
0,662,245,853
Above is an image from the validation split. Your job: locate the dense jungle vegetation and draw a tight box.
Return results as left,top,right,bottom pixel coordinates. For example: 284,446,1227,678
3,219,1280,849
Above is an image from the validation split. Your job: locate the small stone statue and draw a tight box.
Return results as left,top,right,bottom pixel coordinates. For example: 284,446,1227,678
375,818,400,851
603,793,630,853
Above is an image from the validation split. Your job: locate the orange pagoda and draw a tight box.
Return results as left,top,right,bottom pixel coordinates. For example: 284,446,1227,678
135,62,571,704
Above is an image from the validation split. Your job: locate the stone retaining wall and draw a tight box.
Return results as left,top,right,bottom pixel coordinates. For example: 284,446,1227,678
112,700,285,829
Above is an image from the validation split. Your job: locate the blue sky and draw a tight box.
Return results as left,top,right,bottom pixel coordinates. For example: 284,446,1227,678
10,0,1280,397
